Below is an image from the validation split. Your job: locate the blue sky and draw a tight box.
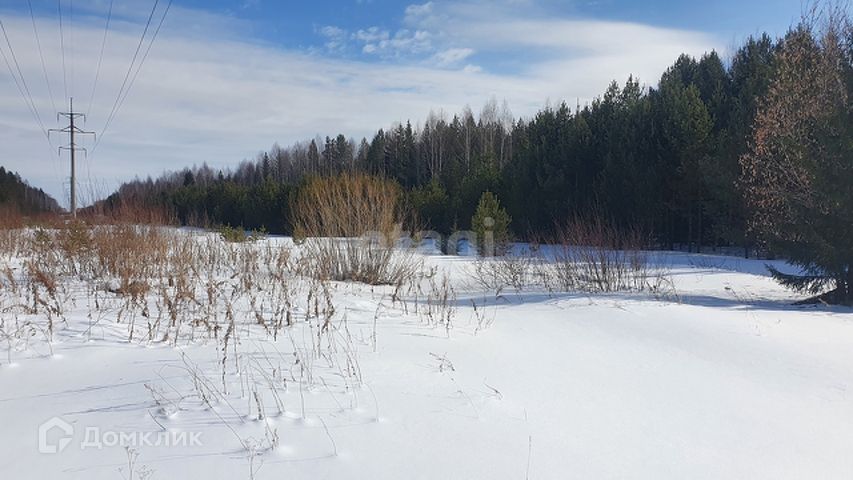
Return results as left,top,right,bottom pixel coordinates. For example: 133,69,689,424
184,0,799,58
180,0,799,46
0,0,803,204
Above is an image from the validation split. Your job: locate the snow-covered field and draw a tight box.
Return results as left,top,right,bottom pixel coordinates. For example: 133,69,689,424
1,228,851,479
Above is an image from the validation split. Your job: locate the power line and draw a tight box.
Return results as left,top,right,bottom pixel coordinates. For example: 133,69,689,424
86,0,114,117
0,17,50,142
58,0,68,100
69,0,75,98
0,15,59,194
95,0,172,153
96,0,160,148
0,33,42,136
27,0,58,116
113,0,173,123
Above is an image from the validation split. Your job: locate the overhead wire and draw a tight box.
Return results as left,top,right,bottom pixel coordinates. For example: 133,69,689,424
0,14,61,197
27,0,58,116
86,0,114,117
3,1,173,201
94,0,161,152
94,0,173,153
115,0,173,117
69,0,74,99
57,0,68,100
0,18,50,142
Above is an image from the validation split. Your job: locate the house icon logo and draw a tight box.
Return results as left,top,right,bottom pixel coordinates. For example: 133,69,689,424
38,417,74,454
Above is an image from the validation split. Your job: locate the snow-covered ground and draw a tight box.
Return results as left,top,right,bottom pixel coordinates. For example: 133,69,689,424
1,231,851,479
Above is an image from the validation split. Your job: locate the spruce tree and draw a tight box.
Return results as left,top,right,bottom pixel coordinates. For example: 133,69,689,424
741,12,853,304
471,191,511,256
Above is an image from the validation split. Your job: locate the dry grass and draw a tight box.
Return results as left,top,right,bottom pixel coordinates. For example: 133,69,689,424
0,213,678,471
464,218,675,297
292,173,422,285
0,216,452,473
0,206,24,230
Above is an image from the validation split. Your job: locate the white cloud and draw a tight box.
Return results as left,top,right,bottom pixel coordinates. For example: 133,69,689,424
318,25,348,51
431,47,476,67
0,2,722,205
320,25,346,38
354,27,433,58
354,26,390,44
403,1,720,61
405,2,435,21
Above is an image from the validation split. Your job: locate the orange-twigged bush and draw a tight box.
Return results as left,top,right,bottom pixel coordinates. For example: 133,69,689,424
292,173,421,285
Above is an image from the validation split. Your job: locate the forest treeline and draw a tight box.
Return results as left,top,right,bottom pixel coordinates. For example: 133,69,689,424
100,32,786,251
0,167,61,216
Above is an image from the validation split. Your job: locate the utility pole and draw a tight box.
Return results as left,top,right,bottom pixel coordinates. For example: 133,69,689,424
49,98,94,218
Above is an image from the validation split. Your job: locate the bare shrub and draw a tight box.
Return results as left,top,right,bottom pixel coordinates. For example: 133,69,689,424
549,217,669,293
468,248,542,293
292,174,422,285
218,225,266,243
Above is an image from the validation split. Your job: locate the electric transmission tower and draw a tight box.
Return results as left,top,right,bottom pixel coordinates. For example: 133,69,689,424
49,98,94,218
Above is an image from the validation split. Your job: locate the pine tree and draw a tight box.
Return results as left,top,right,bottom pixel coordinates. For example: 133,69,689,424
411,179,451,234
655,73,713,250
471,191,511,256
261,153,271,180
741,12,853,304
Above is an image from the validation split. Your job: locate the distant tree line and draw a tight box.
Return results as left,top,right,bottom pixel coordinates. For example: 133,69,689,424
99,30,808,254
0,166,61,215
